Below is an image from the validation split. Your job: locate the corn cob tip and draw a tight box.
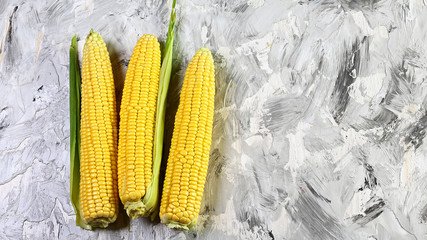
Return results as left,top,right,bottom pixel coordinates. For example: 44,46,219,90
141,33,156,38
198,47,210,52
197,48,213,59
161,215,197,231
86,29,102,42
85,216,118,229
124,201,149,220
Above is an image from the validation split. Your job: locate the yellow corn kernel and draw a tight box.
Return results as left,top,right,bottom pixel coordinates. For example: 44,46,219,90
80,30,118,228
117,34,161,219
160,48,215,230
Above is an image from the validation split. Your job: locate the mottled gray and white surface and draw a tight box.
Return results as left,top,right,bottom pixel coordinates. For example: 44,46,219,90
1,0,427,239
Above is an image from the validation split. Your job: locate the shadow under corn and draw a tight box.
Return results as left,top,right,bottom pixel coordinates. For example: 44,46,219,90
108,42,127,115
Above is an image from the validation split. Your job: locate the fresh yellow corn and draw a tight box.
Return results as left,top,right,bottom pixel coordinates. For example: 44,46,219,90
159,48,215,230
79,30,119,228
118,34,161,218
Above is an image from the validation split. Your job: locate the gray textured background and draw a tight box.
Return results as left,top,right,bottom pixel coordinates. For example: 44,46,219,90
1,0,427,239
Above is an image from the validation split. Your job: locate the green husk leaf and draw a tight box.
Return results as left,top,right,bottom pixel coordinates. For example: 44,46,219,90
69,35,91,230
141,0,177,220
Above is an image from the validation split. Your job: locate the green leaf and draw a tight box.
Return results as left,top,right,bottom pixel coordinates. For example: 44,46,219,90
141,0,177,219
69,35,91,230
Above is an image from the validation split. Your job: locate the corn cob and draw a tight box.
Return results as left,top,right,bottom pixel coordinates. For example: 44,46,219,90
79,30,119,228
118,34,161,218
160,48,215,230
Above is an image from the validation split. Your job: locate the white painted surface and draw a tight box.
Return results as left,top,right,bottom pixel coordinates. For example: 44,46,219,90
1,0,427,239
